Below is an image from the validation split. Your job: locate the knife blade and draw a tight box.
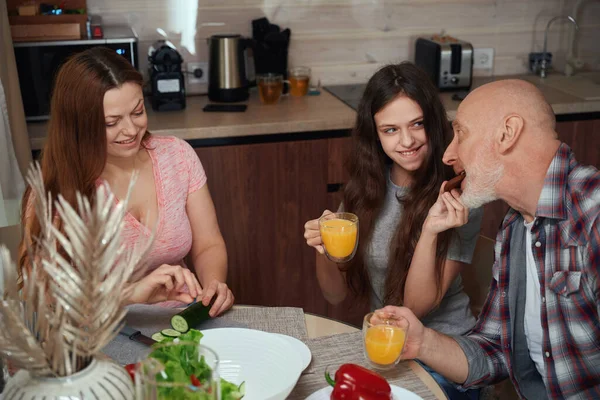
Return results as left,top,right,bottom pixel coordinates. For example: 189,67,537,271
119,325,156,346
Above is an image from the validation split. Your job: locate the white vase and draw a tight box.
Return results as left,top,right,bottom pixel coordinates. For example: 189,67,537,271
2,357,134,400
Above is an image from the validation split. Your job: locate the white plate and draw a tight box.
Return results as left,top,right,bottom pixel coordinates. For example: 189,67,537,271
200,328,304,400
272,333,312,371
306,384,424,400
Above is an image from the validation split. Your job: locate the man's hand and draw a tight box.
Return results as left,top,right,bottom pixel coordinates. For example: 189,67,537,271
375,305,426,359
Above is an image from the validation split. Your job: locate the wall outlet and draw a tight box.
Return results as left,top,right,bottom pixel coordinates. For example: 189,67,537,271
187,62,208,84
473,48,494,70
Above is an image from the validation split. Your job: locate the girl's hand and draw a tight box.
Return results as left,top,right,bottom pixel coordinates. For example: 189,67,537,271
423,183,469,235
303,209,333,254
125,264,202,305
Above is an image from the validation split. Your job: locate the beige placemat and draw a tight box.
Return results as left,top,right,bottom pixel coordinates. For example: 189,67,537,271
221,306,308,341
289,331,437,400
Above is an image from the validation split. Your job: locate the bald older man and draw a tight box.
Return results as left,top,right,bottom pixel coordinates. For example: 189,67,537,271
378,80,599,399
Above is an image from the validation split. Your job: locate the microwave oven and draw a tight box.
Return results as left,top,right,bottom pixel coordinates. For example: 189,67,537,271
13,26,138,121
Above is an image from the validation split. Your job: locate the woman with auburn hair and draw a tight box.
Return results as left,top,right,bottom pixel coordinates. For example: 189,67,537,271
304,63,482,399
19,47,233,316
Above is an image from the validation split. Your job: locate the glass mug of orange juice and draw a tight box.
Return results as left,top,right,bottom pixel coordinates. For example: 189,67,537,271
288,66,311,96
319,212,358,263
257,73,284,104
363,312,409,370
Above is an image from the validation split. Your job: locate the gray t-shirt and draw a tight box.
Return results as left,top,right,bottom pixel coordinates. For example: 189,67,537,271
365,172,482,336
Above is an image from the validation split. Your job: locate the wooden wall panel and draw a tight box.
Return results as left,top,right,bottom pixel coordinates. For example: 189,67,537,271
86,0,600,93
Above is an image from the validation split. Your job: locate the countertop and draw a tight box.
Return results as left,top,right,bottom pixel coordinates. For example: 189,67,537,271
27,72,600,151
326,72,600,119
27,89,357,151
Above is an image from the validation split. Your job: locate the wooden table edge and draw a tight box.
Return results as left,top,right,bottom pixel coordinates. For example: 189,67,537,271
303,310,447,400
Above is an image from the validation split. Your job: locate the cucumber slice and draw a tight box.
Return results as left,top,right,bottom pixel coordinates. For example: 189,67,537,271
151,332,166,342
238,381,246,395
161,328,182,338
171,315,189,333
170,299,215,333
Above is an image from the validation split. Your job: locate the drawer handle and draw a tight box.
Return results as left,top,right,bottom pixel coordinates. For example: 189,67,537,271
327,183,343,193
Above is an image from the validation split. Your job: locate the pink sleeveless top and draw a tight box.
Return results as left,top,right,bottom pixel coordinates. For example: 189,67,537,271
100,135,207,276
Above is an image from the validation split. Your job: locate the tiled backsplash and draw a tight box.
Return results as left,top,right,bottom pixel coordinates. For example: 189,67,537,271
87,0,600,94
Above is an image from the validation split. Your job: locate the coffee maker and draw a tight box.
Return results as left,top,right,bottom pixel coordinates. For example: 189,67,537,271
207,35,254,102
148,41,186,111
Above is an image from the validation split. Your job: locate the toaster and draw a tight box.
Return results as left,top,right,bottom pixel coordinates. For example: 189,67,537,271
415,36,473,91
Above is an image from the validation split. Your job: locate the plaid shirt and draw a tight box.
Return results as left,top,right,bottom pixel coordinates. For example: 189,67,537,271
454,144,600,399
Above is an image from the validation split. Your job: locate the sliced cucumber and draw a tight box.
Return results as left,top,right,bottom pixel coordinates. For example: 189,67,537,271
161,328,182,338
238,381,246,395
151,332,166,342
170,299,215,333
171,315,189,333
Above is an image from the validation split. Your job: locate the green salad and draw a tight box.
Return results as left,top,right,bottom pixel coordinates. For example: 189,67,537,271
148,329,245,400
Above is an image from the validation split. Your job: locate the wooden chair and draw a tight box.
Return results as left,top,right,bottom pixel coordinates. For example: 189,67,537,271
462,235,495,317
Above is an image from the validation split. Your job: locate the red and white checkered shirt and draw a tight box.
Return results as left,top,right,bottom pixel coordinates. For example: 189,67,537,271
454,144,600,399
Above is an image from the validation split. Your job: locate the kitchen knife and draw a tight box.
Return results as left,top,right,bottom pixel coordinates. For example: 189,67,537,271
119,325,156,346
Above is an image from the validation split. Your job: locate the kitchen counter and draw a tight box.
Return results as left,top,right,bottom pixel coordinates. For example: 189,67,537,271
27,72,600,151
27,89,356,151
326,72,600,119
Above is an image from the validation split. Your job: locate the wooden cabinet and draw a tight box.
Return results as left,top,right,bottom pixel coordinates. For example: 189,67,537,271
480,117,600,239
194,115,597,325
195,134,364,323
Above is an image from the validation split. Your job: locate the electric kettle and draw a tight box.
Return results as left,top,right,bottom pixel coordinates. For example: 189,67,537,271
208,34,254,102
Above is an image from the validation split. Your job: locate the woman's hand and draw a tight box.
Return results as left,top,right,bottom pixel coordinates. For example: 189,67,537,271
125,264,202,305
423,183,469,235
304,209,333,254
200,279,234,317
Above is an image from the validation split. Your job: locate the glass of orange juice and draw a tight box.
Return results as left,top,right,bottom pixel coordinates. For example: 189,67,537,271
319,212,358,263
363,312,409,370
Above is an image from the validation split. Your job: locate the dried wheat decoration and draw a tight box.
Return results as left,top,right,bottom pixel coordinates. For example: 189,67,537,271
0,163,151,378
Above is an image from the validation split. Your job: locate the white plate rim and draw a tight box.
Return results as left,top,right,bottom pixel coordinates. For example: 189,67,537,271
271,333,312,371
305,384,424,400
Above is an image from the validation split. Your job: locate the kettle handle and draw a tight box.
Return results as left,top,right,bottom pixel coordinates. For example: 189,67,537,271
242,38,257,87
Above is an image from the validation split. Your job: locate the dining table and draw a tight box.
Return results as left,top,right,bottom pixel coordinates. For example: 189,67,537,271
103,304,447,400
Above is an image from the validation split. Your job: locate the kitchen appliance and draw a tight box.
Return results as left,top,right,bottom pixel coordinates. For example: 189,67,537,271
252,17,291,93
415,35,473,91
13,25,138,121
148,41,186,111
208,34,254,102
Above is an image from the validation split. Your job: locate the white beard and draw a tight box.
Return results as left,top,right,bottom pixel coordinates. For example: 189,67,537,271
461,149,504,209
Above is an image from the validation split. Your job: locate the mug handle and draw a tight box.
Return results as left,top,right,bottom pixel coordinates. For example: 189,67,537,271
282,80,291,96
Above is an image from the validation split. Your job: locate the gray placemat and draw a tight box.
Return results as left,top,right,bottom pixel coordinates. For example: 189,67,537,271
288,331,438,400
102,305,308,366
102,304,248,365
221,307,308,341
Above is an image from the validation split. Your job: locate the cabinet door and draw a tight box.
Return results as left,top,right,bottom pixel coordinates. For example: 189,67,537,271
556,119,600,168
195,140,330,315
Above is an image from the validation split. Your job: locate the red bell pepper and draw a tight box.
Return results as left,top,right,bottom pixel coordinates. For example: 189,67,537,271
325,363,392,400
124,363,136,381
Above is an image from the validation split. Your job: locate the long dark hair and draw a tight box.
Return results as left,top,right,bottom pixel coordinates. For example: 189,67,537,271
342,62,454,306
18,47,149,278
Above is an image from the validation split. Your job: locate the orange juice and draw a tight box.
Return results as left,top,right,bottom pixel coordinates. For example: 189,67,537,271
365,325,406,365
320,219,357,258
